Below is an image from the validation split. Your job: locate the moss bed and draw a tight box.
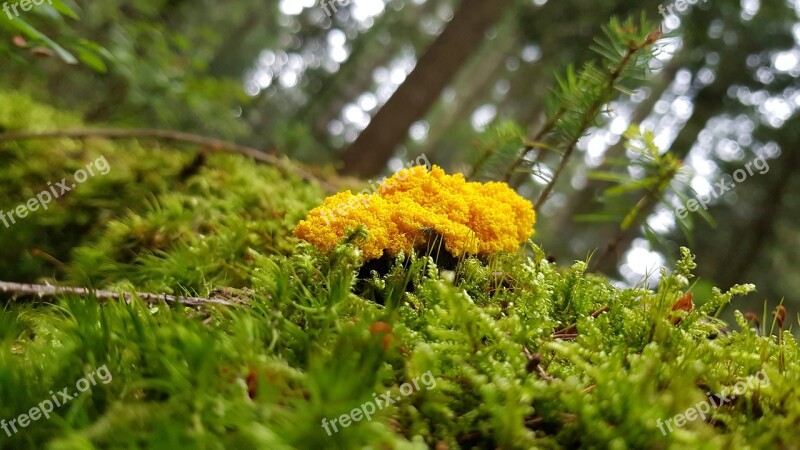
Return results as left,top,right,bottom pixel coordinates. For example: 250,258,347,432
0,92,796,449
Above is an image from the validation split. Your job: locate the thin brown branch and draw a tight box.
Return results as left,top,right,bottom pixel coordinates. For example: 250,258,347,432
551,306,610,339
535,363,556,381
457,415,544,445
552,323,578,337
590,190,659,272
0,128,337,193
551,333,579,341
533,116,589,212
0,281,238,308
591,305,611,318
502,109,565,183
523,346,555,380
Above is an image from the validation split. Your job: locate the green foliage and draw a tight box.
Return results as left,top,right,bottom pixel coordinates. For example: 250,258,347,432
2,223,796,448
500,15,660,186
0,97,796,447
0,91,186,280
65,154,322,294
0,90,322,285
0,0,109,70
468,121,527,181
1,1,267,140
577,125,689,235
544,14,656,139
1,8,798,447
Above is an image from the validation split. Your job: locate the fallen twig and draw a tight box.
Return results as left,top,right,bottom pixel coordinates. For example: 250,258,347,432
551,333,579,341
523,346,556,381
552,323,577,337
0,281,237,308
0,128,337,193
456,416,544,445
552,306,610,339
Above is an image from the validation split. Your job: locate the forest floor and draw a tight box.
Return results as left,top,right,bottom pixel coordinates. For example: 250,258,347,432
0,91,795,449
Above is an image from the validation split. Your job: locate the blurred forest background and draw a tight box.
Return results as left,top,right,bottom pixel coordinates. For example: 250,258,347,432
1,0,798,319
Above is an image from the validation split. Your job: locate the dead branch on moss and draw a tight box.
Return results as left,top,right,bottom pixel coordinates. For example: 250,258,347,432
456,415,545,445
552,306,610,340
0,128,337,193
523,346,556,381
0,281,238,308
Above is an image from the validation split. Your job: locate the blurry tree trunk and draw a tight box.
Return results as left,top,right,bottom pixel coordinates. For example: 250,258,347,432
715,118,800,289
340,0,514,177
420,20,520,165
207,14,261,77
300,1,436,143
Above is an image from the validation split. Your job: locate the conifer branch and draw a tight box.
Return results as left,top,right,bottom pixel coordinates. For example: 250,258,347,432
503,108,565,182
468,121,529,181
583,124,684,273
590,186,661,272
0,281,238,308
533,26,661,211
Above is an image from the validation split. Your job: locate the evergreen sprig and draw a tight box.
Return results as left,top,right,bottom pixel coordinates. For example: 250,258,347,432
498,15,662,209
580,125,686,270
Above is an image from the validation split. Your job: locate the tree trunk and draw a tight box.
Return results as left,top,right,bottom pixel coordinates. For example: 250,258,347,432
339,0,514,177
714,117,800,289
418,20,520,166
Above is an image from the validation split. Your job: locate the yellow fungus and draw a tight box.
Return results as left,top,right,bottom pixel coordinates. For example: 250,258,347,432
294,166,535,260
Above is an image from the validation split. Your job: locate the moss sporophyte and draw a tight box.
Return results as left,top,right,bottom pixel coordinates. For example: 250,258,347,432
294,165,536,260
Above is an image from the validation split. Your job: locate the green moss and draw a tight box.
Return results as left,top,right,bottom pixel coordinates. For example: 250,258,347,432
0,93,796,449
0,91,322,286
0,91,191,281
66,155,323,293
